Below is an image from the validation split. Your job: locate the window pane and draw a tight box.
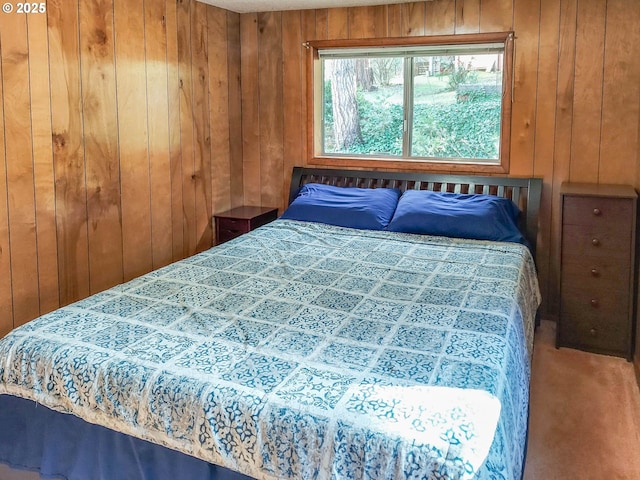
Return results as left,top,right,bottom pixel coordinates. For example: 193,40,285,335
411,53,503,161
323,57,404,156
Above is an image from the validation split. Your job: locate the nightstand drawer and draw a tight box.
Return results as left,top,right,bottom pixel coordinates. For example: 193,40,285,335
217,217,250,234
562,196,633,227
214,206,278,245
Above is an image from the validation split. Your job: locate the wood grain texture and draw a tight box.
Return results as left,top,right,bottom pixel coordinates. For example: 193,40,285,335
599,0,640,185
166,0,184,262
209,7,232,217
282,10,304,209
533,0,560,318
241,13,261,206
510,0,540,177
48,0,91,307
349,6,387,38
402,2,426,36
27,13,59,316
177,0,197,255
315,9,329,40
0,0,242,331
301,10,316,166
455,0,480,34
387,3,403,37
480,0,514,32
426,0,456,35
227,11,244,209
80,0,124,294
115,0,153,281
327,7,349,39
569,0,606,183
145,0,174,270
0,12,40,325
0,47,12,335
549,0,578,317
258,12,284,210
192,0,213,252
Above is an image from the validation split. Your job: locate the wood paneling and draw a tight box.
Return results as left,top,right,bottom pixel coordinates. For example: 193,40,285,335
282,10,304,208
258,12,284,209
570,0,606,183
115,0,153,282
145,0,174,270
192,0,213,252
510,0,540,177
403,2,426,36
49,0,91,307
80,0,124,294
28,13,59,316
599,0,640,185
227,12,244,208
0,45,11,336
237,0,640,320
0,0,241,332
455,0,480,33
426,0,455,35
240,13,261,206
0,12,40,326
533,0,560,319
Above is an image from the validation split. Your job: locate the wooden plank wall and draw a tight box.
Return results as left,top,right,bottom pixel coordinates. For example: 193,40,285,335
238,0,640,319
0,0,242,335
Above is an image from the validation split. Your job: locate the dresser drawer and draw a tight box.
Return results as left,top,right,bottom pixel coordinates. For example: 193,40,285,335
558,309,630,355
561,257,630,289
561,224,631,259
560,281,630,316
562,196,633,227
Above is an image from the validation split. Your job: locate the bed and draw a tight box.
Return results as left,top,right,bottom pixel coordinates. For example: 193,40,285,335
0,167,542,480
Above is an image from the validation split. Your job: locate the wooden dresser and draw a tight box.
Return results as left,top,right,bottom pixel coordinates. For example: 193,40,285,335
558,183,637,360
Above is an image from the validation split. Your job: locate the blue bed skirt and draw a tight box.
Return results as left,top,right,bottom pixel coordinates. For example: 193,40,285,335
0,394,253,480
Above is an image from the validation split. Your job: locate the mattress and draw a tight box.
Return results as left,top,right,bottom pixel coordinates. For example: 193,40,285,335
0,219,540,480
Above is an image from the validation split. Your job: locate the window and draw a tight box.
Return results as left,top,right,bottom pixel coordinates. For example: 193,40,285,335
307,33,514,172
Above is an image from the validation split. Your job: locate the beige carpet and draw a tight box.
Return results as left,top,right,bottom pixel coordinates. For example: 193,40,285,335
524,321,640,480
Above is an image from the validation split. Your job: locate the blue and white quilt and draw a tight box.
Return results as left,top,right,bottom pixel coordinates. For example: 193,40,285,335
0,219,540,480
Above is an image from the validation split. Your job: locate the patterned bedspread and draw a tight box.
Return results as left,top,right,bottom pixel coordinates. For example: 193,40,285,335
0,219,540,480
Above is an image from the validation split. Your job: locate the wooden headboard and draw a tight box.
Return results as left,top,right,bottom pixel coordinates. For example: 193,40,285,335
289,166,543,257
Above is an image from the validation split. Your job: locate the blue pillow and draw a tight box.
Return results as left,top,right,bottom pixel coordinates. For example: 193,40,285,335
387,189,527,245
281,183,401,230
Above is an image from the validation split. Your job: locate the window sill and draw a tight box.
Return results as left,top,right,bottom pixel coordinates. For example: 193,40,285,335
307,155,509,174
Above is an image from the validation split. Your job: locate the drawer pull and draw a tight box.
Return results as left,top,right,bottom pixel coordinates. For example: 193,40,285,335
590,268,599,277
592,208,602,216
591,238,600,246
589,328,597,337
590,299,599,307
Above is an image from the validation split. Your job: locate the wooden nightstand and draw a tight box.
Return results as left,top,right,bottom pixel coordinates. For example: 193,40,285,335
558,183,637,359
214,206,278,245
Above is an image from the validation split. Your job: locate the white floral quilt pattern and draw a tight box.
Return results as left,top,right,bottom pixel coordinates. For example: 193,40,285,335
0,220,540,480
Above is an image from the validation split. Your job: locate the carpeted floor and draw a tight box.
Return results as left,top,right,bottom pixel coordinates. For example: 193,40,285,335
524,320,640,480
